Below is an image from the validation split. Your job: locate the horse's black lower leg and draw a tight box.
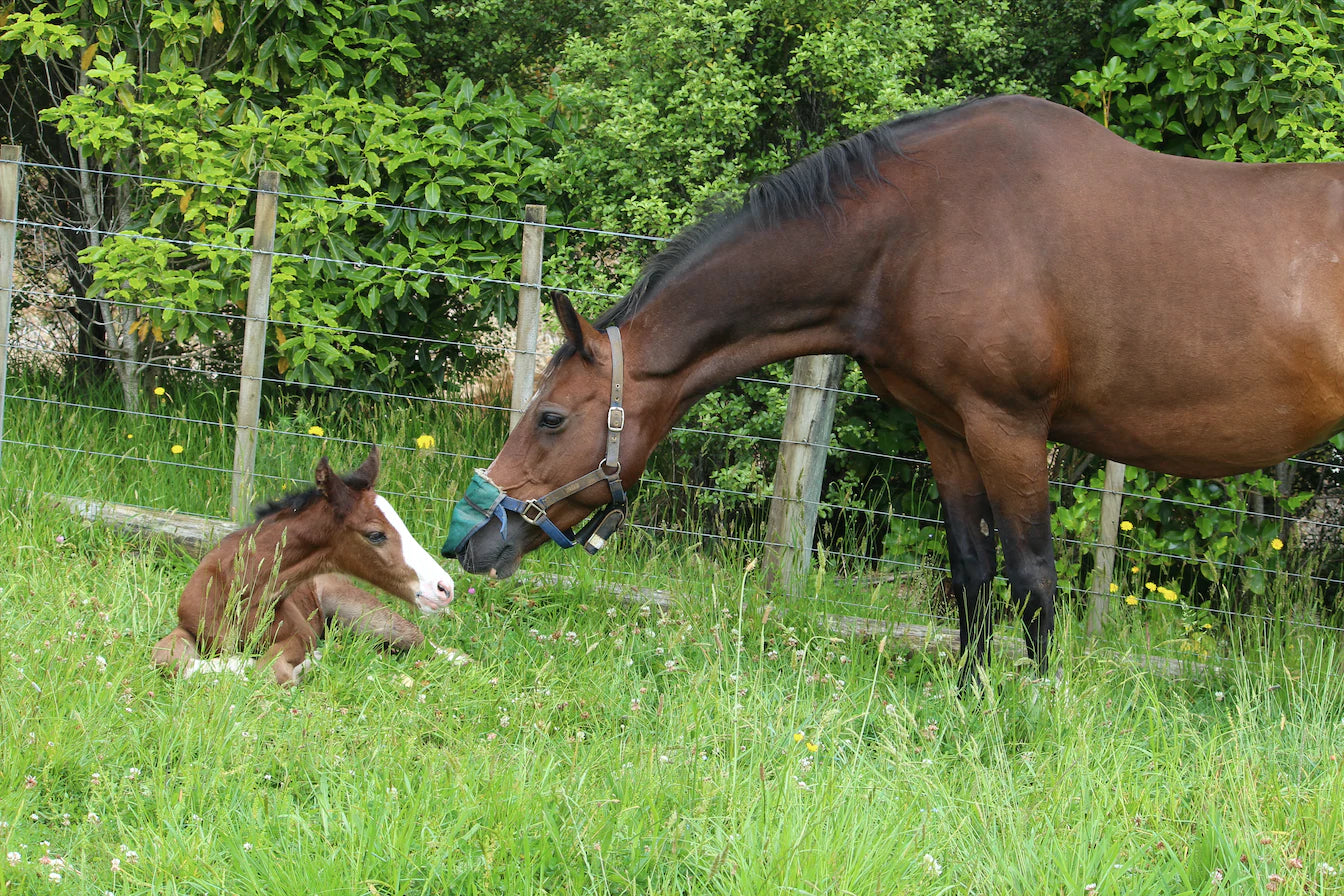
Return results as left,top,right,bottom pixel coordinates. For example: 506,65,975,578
1000,514,1058,677
954,411,1058,681
919,423,1000,689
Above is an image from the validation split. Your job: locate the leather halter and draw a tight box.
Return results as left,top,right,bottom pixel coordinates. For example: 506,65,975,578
498,326,628,554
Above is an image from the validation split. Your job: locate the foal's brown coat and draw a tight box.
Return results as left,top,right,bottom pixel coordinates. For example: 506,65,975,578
153,449,458,685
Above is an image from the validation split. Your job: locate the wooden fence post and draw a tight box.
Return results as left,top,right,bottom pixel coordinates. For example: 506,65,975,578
0,146,21,472
230,170,280,521
509,204,547,430
1086,459,1127,635
764,354,846,593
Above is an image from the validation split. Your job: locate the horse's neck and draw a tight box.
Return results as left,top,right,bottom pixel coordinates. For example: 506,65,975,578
629,222,860,417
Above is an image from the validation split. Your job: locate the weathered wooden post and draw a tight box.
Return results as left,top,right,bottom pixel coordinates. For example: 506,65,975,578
763,354,847,593
230,170,280,520
1086,459,1127,635
509,204,547,430
0,146,21,471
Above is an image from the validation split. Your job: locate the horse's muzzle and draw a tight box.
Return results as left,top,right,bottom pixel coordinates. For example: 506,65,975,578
442,469,509,559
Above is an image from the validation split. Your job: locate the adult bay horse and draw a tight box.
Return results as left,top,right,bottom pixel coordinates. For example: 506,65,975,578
155,448,461,686
446,94,1344,684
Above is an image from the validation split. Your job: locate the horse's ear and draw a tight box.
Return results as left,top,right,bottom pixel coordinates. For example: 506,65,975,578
353,446,379,488
553,292,596,363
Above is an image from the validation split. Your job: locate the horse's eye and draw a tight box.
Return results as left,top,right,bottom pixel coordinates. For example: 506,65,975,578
365,531,388,545
539,411,566,430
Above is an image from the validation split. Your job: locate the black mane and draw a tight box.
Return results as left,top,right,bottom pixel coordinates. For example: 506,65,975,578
567,99,982,343
253,467,374,520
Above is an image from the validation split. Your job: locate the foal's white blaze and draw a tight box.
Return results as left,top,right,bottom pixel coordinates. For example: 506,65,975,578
374,495,456,614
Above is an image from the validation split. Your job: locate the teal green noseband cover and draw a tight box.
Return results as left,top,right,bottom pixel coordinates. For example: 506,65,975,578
443,469,507,557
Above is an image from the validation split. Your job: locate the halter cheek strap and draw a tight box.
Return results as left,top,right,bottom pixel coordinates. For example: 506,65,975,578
498,326,628,554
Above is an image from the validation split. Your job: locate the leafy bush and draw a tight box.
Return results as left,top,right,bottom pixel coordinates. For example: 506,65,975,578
4,1,550,397
1069,0,1344,161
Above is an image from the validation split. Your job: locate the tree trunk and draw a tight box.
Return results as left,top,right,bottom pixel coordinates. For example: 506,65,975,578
78,148,142,411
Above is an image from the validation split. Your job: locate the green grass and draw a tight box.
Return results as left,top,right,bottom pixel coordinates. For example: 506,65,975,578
3,368,1344,894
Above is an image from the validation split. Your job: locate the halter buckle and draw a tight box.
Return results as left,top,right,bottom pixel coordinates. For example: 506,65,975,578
520,500,548,526
607,406,625,432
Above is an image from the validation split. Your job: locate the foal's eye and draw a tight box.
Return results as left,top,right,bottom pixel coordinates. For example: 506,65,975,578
538,410,566,430
365,531,388,545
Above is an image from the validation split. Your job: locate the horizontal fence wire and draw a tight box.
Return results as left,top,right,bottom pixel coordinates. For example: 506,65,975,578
4,168,1343,668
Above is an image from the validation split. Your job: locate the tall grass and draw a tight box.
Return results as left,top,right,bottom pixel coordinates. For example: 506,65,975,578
3,367,1344,894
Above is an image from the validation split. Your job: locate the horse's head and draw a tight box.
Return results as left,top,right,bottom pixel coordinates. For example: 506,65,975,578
317,448,455,614
446,295,659,578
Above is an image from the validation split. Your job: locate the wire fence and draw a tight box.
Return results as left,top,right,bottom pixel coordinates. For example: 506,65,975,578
5,156,1344,655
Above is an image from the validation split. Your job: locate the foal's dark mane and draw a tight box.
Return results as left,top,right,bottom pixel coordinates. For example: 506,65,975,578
549,98,983,366
253,468,374,520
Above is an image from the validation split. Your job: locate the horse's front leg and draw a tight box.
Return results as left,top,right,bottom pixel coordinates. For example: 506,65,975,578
959,407,1057,678
919,422,999,687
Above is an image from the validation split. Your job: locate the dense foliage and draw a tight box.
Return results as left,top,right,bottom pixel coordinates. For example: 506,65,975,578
1070,0,1344,160
547,0,1104,235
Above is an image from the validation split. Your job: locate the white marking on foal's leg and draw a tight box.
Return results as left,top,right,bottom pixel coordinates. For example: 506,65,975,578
374,495,456,613
291,649,322,682
181,656,251,680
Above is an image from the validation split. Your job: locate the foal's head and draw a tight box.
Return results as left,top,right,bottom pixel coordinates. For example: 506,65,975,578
271,448,455,614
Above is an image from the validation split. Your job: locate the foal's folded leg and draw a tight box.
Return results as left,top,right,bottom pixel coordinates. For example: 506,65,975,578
152,626,201,677
257,593,321,687
314,573,425,652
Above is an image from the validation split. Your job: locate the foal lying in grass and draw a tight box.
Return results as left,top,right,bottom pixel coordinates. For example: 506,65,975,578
152,448,465,685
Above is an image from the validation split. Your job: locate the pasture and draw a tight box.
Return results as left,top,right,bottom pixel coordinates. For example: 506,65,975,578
2,371,1342,895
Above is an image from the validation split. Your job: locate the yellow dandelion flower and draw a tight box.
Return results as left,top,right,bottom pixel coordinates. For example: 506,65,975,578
1160,588,1178,602
171,445,184,455
793,731,804,743
1131,565,1140,574
1124,595,1139,607
806,742,819,753
415,434,436,451
153,386,166,396
308,426,324,436
1120,521,1134,531
125,433,133,440
1145,582,1157,592
1108,583,1119,593
1270,537,1284,551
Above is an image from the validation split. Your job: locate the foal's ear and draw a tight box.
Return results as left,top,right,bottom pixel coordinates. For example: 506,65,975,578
553,292,596,363
315,456,356,518
315,456,334,494
352,446,380,488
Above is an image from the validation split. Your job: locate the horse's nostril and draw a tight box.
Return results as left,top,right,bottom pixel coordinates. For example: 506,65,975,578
438,580,454,603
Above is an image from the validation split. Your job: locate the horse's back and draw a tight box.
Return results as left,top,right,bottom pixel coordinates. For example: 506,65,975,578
862,96,1344,476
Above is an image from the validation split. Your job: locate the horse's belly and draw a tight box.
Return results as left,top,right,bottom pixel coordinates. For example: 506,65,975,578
1051,390,1344,478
